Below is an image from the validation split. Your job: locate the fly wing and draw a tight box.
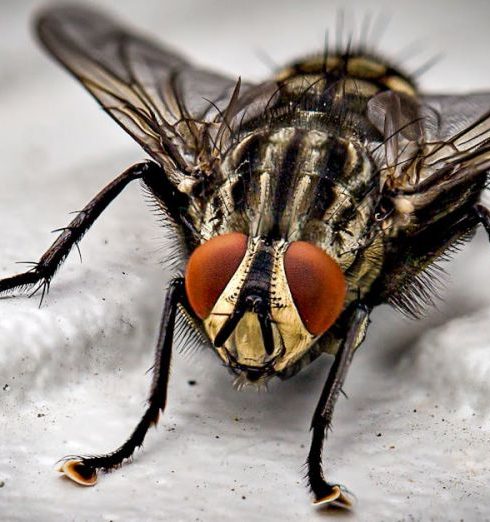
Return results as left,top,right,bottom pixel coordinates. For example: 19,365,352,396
369,93,490,317
422,93,490,144
422,93,490,184
415,93,490,192
35,5,260,185
368,91,490,197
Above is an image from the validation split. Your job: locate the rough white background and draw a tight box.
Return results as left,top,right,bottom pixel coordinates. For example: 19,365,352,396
1,1,490,521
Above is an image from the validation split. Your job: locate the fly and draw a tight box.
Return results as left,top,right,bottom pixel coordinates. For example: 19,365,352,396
1,5,490,509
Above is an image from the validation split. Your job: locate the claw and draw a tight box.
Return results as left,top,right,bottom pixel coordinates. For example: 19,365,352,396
312,484,355,509
57,459,97,486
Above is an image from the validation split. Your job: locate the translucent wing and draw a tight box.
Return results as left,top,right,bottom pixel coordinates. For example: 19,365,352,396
412,93,490,193
369,93,490,317
36,5,268,185
419,93,490,174
422,93,490,143
368,91,490,195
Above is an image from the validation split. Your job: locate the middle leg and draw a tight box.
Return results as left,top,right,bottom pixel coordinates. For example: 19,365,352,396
0,161,165,299
474,203,490,240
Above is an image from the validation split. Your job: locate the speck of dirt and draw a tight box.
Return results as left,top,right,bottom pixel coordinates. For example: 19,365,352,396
0,480,5,488
377,433,382,437
188,380,197,386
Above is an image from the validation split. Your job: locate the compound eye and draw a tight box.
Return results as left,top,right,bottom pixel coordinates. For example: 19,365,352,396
284,241,346,336
185,233,248,319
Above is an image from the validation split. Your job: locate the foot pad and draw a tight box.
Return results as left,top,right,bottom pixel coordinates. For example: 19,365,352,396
57,459,97,486
313,484,355,509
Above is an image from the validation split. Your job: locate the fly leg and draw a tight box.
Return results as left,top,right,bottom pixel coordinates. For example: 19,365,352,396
0,160,165,301
307,305,370,508
59,277,185,486
474,204,490,240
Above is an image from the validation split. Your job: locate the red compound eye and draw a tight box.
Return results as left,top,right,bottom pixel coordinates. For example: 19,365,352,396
284,241,346,336
185,233,248,319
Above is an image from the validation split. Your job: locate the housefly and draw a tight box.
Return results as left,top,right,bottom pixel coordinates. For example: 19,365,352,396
1,5,489,508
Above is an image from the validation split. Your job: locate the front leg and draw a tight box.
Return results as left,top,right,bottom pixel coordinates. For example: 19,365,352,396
58,277,185,486
307,305,370,508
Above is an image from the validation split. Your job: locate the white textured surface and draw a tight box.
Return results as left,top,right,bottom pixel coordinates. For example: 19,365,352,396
1,1,490,521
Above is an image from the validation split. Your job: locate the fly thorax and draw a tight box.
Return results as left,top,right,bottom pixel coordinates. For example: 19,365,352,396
202,128,378,250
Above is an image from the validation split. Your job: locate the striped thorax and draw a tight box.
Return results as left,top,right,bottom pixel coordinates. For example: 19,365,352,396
184,53,410,382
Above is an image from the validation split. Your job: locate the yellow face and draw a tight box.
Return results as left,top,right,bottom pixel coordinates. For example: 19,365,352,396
185,233,347,383
203,238,315,376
